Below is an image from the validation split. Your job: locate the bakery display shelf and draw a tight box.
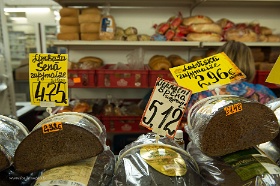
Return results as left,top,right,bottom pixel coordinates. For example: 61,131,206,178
196,0,280,7
201,42,280,48
53,40,201,48
54,0,194,8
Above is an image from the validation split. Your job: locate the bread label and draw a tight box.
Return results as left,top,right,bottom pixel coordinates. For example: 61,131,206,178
224,103,243,116
140,144,187,176
34,157,96,186
42,122,63,134
222,148,280,181
169,52,246,93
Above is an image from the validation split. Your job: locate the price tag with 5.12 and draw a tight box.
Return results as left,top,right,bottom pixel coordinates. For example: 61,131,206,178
169,52,246,93
140,78,192,137
29,53,68,107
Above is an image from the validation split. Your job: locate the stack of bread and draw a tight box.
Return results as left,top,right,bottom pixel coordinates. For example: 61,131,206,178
183,15,223,42
79,7,102,41
57,7,80,40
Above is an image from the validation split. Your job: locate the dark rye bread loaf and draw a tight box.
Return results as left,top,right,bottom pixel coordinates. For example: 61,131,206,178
187,141,280,186
186,95,279,157
14,112,106,174
113,133,208,186
0,115,29,172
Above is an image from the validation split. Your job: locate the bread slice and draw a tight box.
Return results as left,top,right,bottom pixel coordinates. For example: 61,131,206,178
187,96,279,157
14,113,105,174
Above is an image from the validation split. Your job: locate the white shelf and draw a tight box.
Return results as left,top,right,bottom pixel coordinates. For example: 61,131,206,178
201,42,280,47
53,40,201,47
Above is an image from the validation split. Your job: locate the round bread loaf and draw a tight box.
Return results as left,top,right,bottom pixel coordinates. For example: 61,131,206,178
0,115,29,172
60,25,80,33
59,17,79,26
14,113,106,174
57,33,80,40
80,22,100,33
186,95,279,157
78,13,101,23
59,8,80,17
113,133,208,185
78,56,103,69
148,55,172,70
225,28,258,42
186,32,222,42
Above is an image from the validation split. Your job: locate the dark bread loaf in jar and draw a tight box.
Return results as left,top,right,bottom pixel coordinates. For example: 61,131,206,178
113,133,208,186
14,112,106,174
186,95,279,157
0,115,29,172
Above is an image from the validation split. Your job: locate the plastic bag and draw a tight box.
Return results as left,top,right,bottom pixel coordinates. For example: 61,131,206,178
185,95,279,157
113,133,208,186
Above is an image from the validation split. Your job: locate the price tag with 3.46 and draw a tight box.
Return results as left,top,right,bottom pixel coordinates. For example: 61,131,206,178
169,52,246,93
29,53,68,106
140,78,192,138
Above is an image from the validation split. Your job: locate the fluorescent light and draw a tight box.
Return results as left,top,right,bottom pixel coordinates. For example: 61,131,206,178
4,8,50,13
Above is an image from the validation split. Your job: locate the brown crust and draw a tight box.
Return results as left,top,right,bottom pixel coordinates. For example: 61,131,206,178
0,150,10,172
200,102,279,157
14,124,104,174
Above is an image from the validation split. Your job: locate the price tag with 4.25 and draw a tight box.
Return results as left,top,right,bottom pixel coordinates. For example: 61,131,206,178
140,78,192,138
29,53,68,107
169,52,246,93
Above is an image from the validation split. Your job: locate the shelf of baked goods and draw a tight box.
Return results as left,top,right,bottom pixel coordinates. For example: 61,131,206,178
54,0,194,7
54,40,280,48
53,40,201,48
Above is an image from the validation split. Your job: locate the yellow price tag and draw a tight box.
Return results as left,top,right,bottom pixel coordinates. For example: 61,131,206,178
266,55,280,85
29,53,68,106
169,52,246,93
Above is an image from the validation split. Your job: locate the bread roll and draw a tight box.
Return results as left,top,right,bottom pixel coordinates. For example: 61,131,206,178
182,15,214,26
60,25,80,33
186,32,222,42
81,33,100,40
80,22,100,33
59,8,80,17
148,55,172,70
78,13,101,23
59,17,79,26
225,28,258,42
57,33,79,40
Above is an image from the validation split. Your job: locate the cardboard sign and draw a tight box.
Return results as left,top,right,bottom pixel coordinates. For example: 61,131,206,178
29,53,68,106
140,78,191,137
169,52,246,93
266,55,280,85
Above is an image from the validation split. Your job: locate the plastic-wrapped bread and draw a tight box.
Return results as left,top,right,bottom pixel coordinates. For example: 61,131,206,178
187,141,280,186
113,133,208,186
14,112,107,174
32,147,115,186
185,95,279,157
0,115,29,172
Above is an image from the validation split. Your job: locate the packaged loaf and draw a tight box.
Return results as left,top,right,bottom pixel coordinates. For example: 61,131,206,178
187,141,280,186
33,147,115,186
0,115,29,172
185,95,279,157
112,133,208,186
99,7,116,40
14,112,107,174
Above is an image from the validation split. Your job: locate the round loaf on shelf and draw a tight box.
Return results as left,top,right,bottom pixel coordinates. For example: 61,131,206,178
59,25,80,33
14,113,107,174
59,17,80,26
57,33,80,40
78,56,103,69
78,13,101,23
80,33,100,41
80,22,100,33
148,55,172,70
186,95,279,157
59,7,80,17
186,32,222,42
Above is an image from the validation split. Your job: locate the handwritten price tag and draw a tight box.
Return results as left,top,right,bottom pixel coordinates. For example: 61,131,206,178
140,78,192,138
266,55,280,85
29,53,68,106
169,52,246,93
